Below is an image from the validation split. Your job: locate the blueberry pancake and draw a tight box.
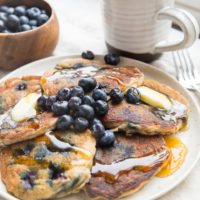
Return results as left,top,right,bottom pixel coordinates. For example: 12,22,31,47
0,76,57,147
85,133,170,200
41,58,144,96
0,76,41,114
103,79,189,136
0,129,96,200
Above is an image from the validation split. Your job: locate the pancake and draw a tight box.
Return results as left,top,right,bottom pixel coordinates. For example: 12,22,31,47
0,129,96,200
0,112,57,147
0,76,41,114
0,76,57,147
41,58,144,95
85,133,169,200
102,79,189,136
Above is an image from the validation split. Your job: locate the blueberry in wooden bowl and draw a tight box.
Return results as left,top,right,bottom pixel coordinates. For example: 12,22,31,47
0,0,59,70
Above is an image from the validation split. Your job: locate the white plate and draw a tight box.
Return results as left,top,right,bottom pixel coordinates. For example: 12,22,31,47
0,55,200,200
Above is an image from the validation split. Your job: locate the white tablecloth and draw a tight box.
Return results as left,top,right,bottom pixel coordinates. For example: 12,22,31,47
0,0,200,199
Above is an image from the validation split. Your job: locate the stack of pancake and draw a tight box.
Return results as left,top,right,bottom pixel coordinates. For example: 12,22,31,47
0,57,189,200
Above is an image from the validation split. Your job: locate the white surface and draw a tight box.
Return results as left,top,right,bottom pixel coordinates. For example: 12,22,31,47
0,55,200,200
0,0,200,199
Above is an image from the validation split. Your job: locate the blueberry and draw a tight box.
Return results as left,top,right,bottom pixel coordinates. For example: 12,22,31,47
57,88,71,101
70,86,84,99
20,171,36,190
2,29,11,33
76,105,95,120
49,162,65,179
78,77,97,92
16,82,27,90
23,143,35,155
74,117,89,132
0,20,5,32
110,88,124,104
98,130,115,147
41,10,47,14
96,84,107,93
73,63,85,69
68,96,82,112
0,12,7,22
51,101,68,116
37,95,48,111
27,7,41,19
35,145,49,161
125,87,141,104
14,6,26,16
37,13,49,26
56,115,73,131
31,25,37,29
0,6,8,13
81,50,95,60
19,24,31,32
6,14,20,32
7,7,14,15
94,100,108,116
82,96,95,107
91,121,105,139
104,53,120,65
29,19,37,26
91,118,102,126
46,95,57,111
20,16,29,25
92,89,107,101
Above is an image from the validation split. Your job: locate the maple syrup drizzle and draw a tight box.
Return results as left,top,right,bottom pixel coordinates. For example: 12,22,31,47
45,131,92,159
46,66,99,81
157,136,187,177
92,150,169,184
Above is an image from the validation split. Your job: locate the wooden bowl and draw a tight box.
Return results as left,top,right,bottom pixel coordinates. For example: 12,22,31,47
0,0,59,70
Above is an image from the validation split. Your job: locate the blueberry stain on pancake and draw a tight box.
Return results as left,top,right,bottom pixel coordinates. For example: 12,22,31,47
0,129,96,200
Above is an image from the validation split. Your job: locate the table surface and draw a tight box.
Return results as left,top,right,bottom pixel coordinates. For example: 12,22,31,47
0,0,200,200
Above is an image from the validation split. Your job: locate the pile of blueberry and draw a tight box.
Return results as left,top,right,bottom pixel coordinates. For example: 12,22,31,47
37,51,141,148
37,76,141,148
0,5,49,33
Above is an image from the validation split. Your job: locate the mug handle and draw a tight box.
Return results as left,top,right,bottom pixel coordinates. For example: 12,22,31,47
154,7,199,53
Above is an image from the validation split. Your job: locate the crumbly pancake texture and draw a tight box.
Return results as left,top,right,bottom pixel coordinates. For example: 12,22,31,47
103,79,189,136
85,133,169,200
41,58,144,95
0,76,41,114
0,129,96,200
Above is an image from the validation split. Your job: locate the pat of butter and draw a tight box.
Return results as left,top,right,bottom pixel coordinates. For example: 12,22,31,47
138,86,172,110
11,93,40,122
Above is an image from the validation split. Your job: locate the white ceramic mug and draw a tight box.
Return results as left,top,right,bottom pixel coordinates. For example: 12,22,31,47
102,0,200,62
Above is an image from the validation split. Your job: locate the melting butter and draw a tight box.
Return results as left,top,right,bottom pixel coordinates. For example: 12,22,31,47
11,93,40,122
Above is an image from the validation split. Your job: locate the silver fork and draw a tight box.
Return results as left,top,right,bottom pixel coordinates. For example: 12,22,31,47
172,50,200,93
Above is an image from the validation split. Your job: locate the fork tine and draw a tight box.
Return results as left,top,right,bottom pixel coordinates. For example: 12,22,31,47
172,51,184,81
182,50,194,80
177,51,188,81
186,50,199,80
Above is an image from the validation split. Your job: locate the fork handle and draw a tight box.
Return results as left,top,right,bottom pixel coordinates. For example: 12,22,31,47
155,7,199,53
